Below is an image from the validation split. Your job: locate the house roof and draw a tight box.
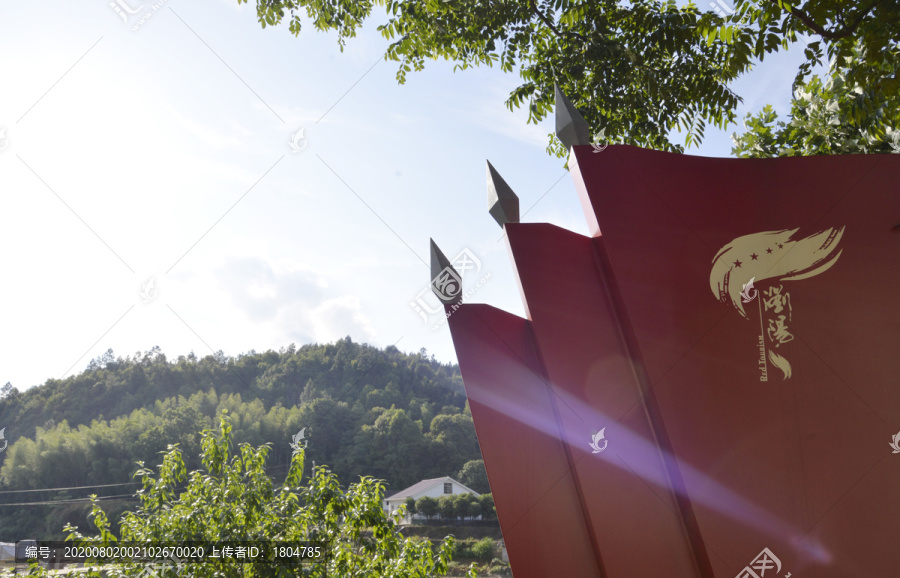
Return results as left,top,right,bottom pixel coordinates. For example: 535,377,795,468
385,476,480,501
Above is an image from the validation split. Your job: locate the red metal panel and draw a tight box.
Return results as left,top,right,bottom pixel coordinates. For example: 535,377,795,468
447,304,604,578
446,147,900,577
568,146,900,576
504,222,709,577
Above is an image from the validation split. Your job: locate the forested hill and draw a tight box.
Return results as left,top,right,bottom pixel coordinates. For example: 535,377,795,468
0,339,485,540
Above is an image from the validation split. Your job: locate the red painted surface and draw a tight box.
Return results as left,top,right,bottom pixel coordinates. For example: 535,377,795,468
447,146,900,577
447,305,604,578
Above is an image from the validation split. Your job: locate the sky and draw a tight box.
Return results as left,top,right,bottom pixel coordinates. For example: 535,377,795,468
0,0,813,391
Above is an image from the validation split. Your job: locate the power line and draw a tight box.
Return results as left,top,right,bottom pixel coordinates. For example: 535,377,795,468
0,481,141,495
0,493,138,507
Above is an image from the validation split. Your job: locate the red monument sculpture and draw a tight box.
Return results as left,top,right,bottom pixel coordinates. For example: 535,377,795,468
432,88,900,577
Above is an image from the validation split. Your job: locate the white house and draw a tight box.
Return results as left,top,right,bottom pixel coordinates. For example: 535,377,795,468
0,543,15,567
383,476,480,523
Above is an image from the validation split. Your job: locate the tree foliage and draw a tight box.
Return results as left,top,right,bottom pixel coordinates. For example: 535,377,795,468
53,416,476,578
720,0,899,96
0,382,17,400
413,493,495,522
415,496,438,520
466,537,497,564
237,0,898,154
0,340,482,541
0,339,464,448
732,40,900,157
238,0,755,152
456,460,490,494
478,494,496,521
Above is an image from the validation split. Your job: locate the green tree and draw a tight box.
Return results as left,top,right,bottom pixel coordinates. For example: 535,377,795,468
416,496,439,520
240,0,749,152
60,415,476,578
478,494,497,521
723,0,899,98
0,342,475,541
404,496,417,516
457,460,491,494
453,493,481,521
427,414,481,478
437,495,458,522
732,40,900,157
352,407,429,489
133,405,207,471
0,381,17,399
295,398,357,476
237,0,899,154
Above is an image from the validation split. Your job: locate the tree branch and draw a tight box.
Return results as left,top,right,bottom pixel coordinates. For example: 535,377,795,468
766,0,882,41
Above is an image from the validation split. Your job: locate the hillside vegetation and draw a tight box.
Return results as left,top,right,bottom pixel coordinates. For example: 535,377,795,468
0,338,484,540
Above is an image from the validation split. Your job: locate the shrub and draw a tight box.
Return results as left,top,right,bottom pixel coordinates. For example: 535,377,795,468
54,416,476,578
470,537,496,563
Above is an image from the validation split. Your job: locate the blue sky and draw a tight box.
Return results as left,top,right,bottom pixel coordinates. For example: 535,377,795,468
0,0,812,390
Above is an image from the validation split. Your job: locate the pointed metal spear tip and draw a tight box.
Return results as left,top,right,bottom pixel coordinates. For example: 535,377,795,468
429,239,463,306
486,160,520,228
554,84,591,148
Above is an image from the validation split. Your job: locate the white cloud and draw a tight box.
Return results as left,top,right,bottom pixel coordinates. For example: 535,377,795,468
306,295,378,344
214,255,328,320
210,253,375,345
